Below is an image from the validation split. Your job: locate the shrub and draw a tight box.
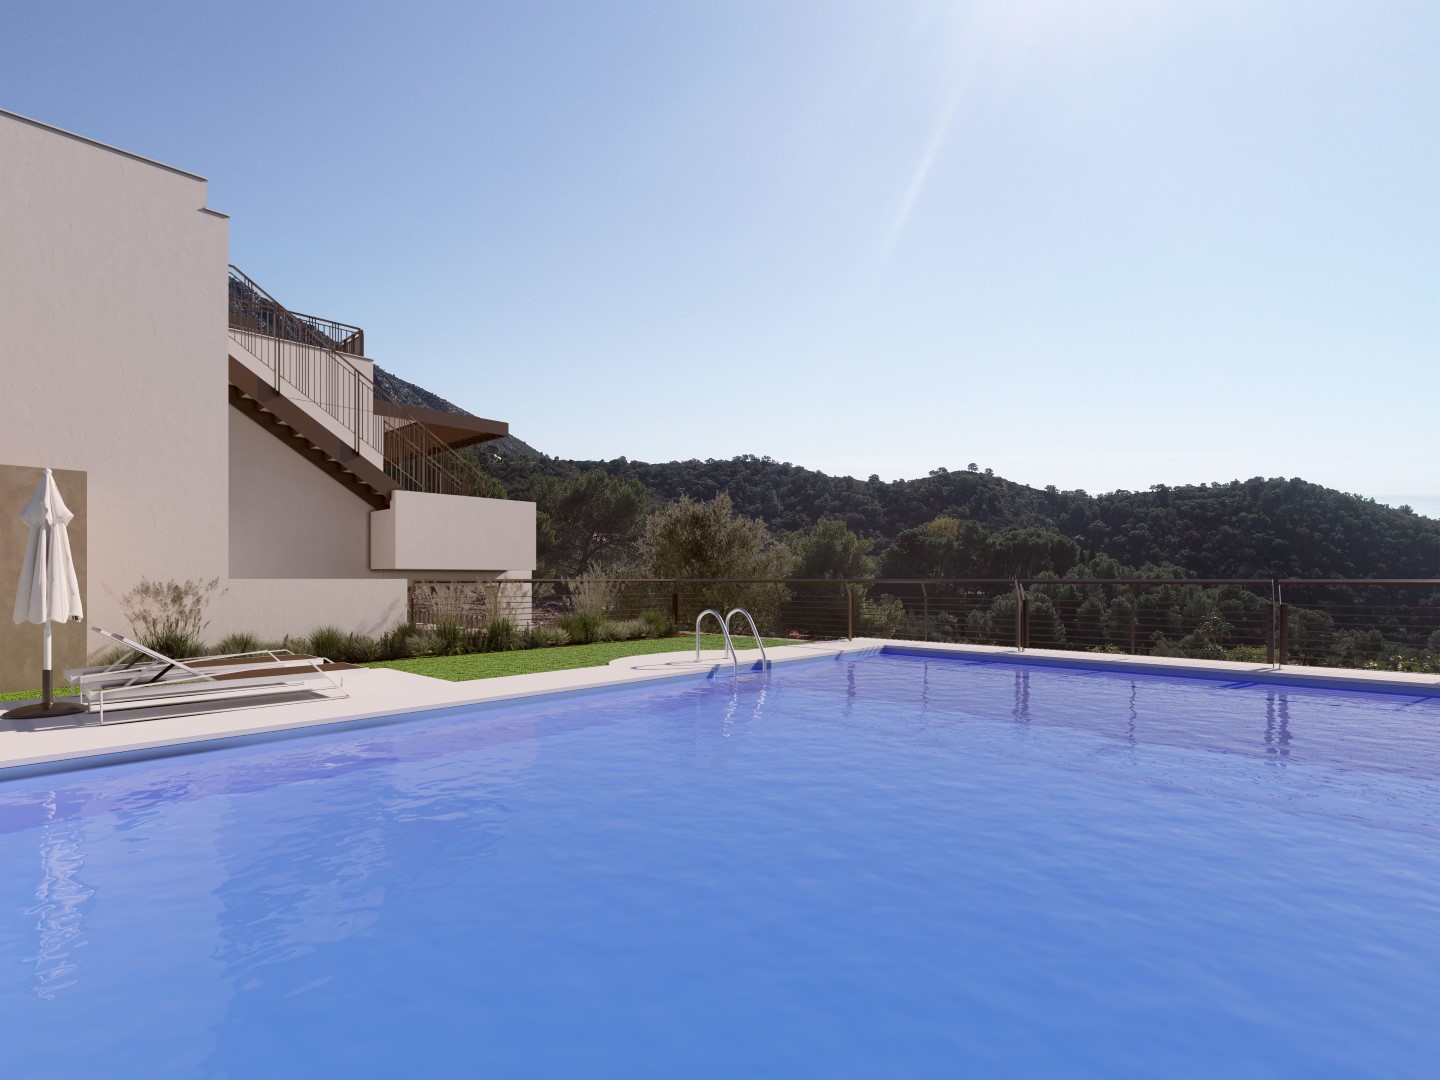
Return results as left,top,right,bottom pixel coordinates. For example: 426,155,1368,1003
1225,645,1270,664
400,626,441,657
482,615,521,653
640,609,675,638
606,618,649,642
339,633,379,663
433,619,468,656
569,574,619,616
146,627,206,660
411,581,483,627
558,610,610,645
859,594,906,638
306,625,348,660
119,577,224,655
521,624,569,649
378,622,420,660
215,631,261,656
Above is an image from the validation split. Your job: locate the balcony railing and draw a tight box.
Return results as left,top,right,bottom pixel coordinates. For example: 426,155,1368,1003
229,265,501,498
228,270,364,355
228,265,382,453
382,414,503,498
407,577,1440,674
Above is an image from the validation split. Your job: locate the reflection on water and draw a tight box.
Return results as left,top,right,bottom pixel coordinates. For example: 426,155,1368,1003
1012,669,1031,724
23,792,94,1000
1127,681,1138,748
1265,691,1293,762
720,677,770,738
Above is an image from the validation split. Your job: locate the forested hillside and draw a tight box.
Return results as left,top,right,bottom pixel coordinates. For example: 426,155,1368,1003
485,454,1439,579
376,368,1439,579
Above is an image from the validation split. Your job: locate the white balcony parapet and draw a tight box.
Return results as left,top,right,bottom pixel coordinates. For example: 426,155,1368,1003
370,491,536,572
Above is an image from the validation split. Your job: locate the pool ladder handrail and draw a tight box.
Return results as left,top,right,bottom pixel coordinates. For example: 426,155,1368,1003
695,607,769,676
695,609,738,675
725,608,769,670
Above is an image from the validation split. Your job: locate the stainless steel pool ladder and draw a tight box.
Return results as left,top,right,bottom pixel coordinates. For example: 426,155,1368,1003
695,608,769,676
725,608,769,670
695,609,738,674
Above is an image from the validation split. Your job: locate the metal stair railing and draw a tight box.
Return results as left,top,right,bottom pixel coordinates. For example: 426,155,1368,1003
380,411,502,499
228,265,381,453
229,265,501,498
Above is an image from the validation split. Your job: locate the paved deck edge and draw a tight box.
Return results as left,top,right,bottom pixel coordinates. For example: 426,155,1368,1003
1,639,1436,777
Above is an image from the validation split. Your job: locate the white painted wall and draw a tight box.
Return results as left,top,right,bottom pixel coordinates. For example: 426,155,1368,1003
228,408,379,579
217,578,408,640
0,112,230,642
371,491,537,573
0,111,420,647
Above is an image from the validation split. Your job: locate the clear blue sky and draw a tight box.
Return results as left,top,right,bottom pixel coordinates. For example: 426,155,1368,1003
3,1,1437,514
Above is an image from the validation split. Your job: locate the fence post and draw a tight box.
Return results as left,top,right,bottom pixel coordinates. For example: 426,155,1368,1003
846,584,855,640
1266,579,1277,667
1014,581,1027,650
670,582,680,628
1278,594,1289,667
1128,584,1138,655
921,583,929,642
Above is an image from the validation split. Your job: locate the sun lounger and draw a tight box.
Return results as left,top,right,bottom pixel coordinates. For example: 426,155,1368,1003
65,628,355,722
72,627,316,678
67,628,321,690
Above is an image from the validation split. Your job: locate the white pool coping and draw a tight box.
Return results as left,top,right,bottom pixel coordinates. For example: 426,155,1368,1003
1,638,1437,776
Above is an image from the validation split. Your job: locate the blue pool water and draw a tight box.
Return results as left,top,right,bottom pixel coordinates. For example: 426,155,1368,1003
3,651,1440,1078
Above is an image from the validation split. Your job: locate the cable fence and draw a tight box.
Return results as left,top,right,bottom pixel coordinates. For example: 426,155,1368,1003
405,577,1440,673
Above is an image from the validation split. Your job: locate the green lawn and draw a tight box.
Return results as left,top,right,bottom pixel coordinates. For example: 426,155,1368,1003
0,685,81,702
366,634,791,682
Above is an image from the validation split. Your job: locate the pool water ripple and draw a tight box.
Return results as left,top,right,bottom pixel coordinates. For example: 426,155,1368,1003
1,653,1438,1077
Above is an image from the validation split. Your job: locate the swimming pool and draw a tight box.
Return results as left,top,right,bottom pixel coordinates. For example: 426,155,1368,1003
2,650,1439,1077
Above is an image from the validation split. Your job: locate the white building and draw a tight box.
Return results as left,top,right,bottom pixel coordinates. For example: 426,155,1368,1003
0,110,534,687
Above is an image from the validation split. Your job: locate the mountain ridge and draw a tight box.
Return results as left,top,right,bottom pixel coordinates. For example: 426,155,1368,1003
375,368,1439,578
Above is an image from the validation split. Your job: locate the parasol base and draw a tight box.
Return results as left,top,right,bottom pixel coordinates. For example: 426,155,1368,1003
3,699,89,720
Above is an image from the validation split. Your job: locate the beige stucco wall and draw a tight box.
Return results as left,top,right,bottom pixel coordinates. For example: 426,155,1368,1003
371,491,537,573
229,407,380,579
0,466,87,692
0,112,419,651
213,579,408,641
223,406,409,639
0,112,230,652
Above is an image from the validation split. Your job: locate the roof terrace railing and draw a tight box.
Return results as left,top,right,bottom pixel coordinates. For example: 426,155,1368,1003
228,268,364,355
228,265,382,454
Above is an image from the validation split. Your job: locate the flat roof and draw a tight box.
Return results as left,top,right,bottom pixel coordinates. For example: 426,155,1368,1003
0,108,209,183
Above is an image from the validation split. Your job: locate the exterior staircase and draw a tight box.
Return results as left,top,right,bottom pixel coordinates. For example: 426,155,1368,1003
227,266,506,507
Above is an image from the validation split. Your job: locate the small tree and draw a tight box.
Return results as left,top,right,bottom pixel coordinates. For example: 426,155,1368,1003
534,470,647,577
645,493,791,625
789,517,876,581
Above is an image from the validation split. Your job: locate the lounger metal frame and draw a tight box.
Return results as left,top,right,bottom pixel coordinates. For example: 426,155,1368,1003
67,628,350,723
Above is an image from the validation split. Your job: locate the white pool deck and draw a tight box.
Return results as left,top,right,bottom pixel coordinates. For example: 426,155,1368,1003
2,639,1438,775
